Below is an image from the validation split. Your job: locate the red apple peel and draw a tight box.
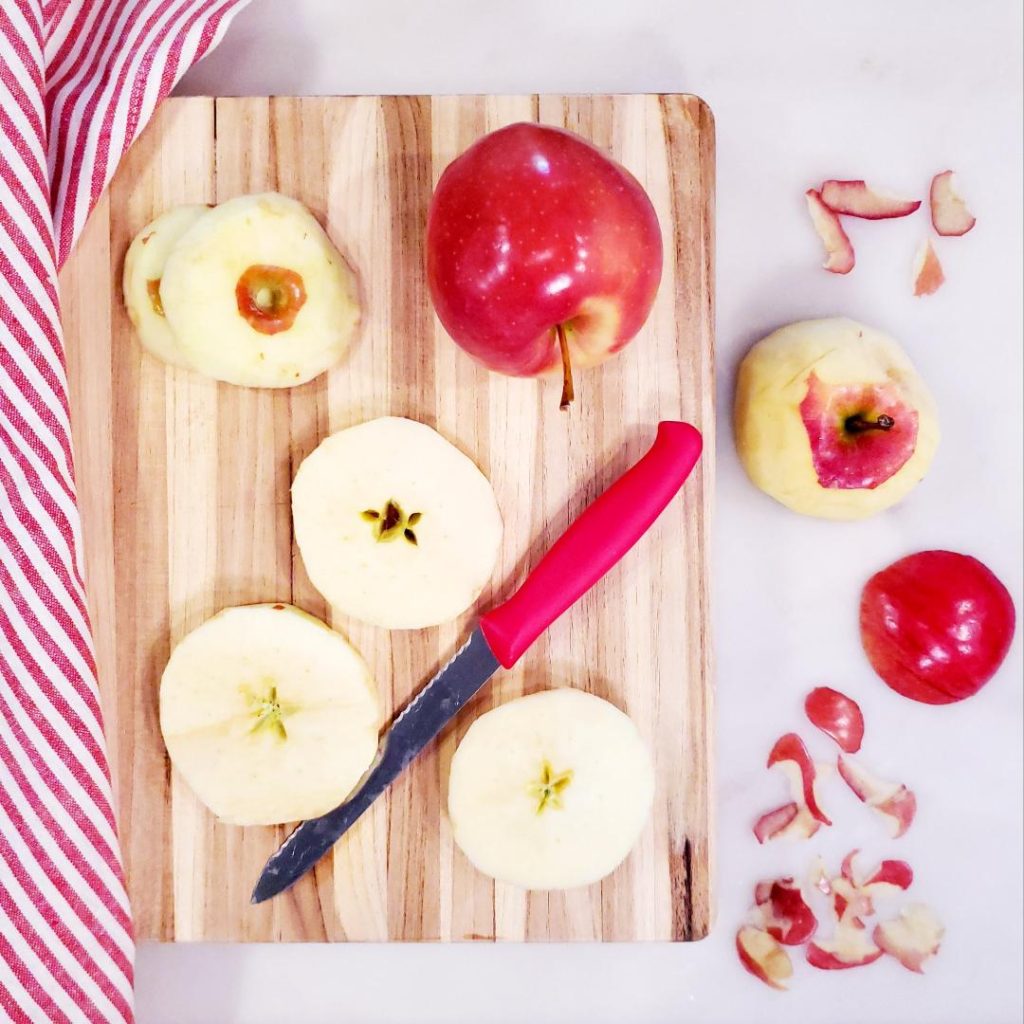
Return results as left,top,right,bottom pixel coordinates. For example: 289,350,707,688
930,171,976,236
820,180,921,219
737,926,794,990
805,687,864,753
913,240,945,296
874,904,944,972
753,802,821,844
768,733,832,825
806,923,883,970
838,756,917,837
805,189,855,273
754,878,819,945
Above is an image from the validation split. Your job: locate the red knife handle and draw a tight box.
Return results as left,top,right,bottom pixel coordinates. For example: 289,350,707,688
479,421,703,669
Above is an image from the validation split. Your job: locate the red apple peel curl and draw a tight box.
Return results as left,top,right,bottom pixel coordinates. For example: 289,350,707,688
820,180,921,220
930,170,976,236
805,189,855,273
805,687,864,753
838,756,917,837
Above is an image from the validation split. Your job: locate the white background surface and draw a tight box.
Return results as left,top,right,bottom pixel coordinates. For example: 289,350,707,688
139,1,1024,1021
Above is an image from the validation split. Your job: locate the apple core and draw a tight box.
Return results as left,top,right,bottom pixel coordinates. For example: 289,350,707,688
235,263,307,335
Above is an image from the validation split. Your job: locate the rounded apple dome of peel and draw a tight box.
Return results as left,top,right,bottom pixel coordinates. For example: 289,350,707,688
426,123,663,408
734,318,940,520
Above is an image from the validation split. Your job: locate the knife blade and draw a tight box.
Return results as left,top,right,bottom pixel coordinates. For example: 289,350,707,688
252,420,702,904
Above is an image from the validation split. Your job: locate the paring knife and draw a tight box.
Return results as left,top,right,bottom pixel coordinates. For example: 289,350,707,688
252,420,703,904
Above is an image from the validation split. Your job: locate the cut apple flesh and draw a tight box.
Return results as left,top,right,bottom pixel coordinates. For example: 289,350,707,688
292,416,502,629
805,189,855,274
737,926,793,990
447,688,654,890
874,903,944,972
159,192,360,388
838,756,917,837
159,604,380,826
930,170,976,236
804,686,864,753
913,239,945,297
819,180,921,219
123,204,210,368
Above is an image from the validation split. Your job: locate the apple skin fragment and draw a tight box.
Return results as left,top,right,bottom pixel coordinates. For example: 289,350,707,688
737,926,794,990
806,927,884,970
930,170,976,236
768,733,832,825
804,686,865,753
753,877,819,946
874,903,944,972
820,180,921,219
913,239,945,297
759,802,821,843
805,189,855,274
838,756,917,837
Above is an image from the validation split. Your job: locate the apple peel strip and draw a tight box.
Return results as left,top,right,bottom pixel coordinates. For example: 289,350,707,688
820,180,921,220
805,687,864,753
838,756,917,837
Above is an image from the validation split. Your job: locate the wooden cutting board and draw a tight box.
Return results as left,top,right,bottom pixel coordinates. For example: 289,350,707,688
60,94,715,942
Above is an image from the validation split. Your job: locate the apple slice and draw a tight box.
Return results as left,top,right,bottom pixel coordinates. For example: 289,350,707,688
819,180,921,220
930,170,976,236
737,926,794,990
807,921,883,970
159,604,380,825
874,903,944,972
292,417,503,629
753,877,818,945
838,756,917,837
768,733,832,825
160,192,360,388
805,189,855,273
804,687,864,753
913,239,945,297
123,204,210,369
447,689,654,890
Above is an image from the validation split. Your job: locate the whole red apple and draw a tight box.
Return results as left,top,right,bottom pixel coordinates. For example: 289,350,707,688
860,550,1016,704
426,123,662,407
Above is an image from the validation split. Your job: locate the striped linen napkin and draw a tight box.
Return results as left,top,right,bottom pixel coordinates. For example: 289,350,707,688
0,2,249,1020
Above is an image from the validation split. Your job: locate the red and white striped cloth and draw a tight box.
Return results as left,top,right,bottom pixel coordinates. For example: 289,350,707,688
1,2,249,1019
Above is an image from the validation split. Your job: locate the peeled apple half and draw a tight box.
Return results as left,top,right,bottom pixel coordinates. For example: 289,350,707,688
123,204,209,368
448,689,655,890
159,604,380,826
292,417,503,629
159,192,360,388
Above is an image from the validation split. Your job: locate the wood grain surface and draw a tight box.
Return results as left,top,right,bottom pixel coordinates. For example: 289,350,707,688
60,95,715,942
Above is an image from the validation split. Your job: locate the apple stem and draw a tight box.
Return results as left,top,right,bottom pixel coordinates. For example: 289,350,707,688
845,413,895,433
557,323,574,411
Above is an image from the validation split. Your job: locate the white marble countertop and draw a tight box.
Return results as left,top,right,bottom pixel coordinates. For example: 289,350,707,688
143,1,1023,1020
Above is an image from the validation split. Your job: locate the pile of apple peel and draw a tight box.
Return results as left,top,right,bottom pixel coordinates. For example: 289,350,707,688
741,686,942,990
738,850,944,989
804,171,975,295
754,687,916,843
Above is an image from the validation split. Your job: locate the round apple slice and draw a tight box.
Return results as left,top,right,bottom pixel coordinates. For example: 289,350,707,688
159,192,360,388
159,603,380,826
292,416,502,629
122,204,210,368
447,688,655,890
